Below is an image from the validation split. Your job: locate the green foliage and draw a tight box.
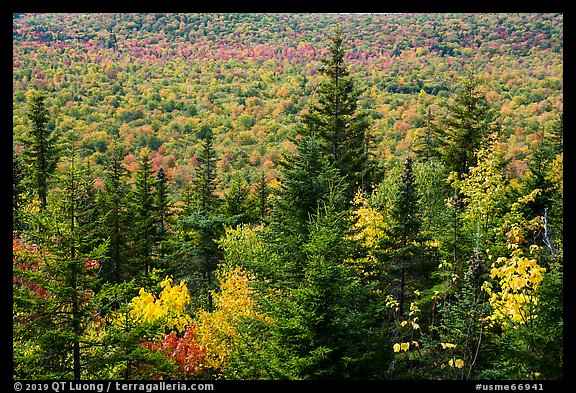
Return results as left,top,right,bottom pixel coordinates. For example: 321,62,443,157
14,154,109,379
439,72,497,179
19,90,60,210
301,26,375,198
96,141,130,282
221,175,259,225
192,125,219,214
13,151,26,229
129,149,159,277
248,207,389,379
217,224,279,280
267,134,347,286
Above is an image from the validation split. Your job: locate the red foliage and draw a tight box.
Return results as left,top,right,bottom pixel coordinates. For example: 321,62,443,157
84,258,101,271
142,326,207,379
12,235,51,300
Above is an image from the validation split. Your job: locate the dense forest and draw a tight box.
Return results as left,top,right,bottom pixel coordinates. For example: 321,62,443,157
13,13,563,381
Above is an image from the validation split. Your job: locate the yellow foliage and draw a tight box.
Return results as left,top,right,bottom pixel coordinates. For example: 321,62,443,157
393,341,419,354
400,342,410,352
449,358,464,368
347,191,389,278
385,295,399,312
548,154,563,193
482,230,546,328
349,190,387,250
130,277,193,333
194,266,270,373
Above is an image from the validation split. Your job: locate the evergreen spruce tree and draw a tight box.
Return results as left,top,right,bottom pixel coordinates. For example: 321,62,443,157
193,125,218,214
154,166,171,262
176,125,224,310
518,117,563,259
267,134,347,284
258,204,388,379
440,72,497,179
386,157,431,316
14,152,108,379
129,148,157,277
522,131,559,221
254,172,271,223
21,90,60,210
301,26,374,199
221,175,257,225
413,107,444,163
97,141,129,282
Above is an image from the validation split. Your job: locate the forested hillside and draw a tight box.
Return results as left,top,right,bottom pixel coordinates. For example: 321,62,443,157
13,13,563,381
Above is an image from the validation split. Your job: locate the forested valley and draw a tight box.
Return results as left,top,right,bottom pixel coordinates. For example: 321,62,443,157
12,13,563,381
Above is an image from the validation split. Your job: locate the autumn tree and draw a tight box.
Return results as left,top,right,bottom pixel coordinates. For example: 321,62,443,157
142,327,206,379
457,134,508,252
194,266,269,378
98,277,195,379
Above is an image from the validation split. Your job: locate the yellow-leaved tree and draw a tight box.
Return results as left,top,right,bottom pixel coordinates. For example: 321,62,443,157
194,266,270,376
347,190,388,280
130,277,193,334
482,225,546,328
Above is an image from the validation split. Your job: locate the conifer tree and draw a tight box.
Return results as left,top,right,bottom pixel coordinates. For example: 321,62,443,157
21,90,60,210
14,153,108,379
440,72,496,179
256,205,387,379
413,107,443,163
267,134,347,283
221,175,256,225
301,26,374,199
517,118,563,258
130,148,157,277
387,157,429,316
97,141,129,282
193,125,218,214
522,130,560,222
254,172,271,223
177,125,223,310
155,166,172,261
